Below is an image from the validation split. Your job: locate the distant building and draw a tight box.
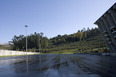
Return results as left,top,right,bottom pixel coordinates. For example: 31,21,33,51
94,3,116,53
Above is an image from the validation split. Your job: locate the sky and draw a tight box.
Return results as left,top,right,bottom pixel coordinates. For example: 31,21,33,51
0,0,116,44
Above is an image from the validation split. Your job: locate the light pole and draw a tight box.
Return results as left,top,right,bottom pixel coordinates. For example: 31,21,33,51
25,25,28,72
25,25,28,54
39,33,41,53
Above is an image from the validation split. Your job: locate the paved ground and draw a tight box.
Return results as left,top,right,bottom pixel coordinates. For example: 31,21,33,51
0,54,116,77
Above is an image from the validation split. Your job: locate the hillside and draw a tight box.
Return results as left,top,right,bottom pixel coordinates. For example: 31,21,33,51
44,28,107,53
11,27,107,53
45,33,107,54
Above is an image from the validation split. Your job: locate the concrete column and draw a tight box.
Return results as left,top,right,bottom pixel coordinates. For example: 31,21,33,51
97,22,108,43
108,10,116,24
96,22,103,32
105,13,116,34
98,20,115,52
102,16,116,47
99,19,108,33
105,13,116,41
105,13,116,27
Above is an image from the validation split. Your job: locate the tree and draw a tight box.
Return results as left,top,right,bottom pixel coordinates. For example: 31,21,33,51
82,32,87,40
75,31,83,41
81,28,86,32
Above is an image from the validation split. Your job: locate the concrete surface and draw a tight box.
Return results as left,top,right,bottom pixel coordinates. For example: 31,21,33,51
0,54,116,77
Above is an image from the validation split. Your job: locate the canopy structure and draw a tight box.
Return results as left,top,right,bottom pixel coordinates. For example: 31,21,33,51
94,3,116,53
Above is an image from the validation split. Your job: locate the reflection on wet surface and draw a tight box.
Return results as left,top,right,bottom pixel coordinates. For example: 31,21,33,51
0,54,116,77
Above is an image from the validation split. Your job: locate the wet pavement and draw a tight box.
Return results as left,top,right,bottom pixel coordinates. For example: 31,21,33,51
0,54,116,77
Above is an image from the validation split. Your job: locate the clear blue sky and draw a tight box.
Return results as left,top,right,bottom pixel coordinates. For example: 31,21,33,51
0,0,115,44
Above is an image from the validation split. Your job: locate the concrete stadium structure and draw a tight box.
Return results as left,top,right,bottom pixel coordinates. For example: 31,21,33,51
94,3,116,53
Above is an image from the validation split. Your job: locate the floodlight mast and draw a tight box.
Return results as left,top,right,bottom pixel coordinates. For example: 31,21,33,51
25,25,28,54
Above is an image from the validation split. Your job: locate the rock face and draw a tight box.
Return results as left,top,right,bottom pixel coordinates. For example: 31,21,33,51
94,3,116,53
0,50,38,56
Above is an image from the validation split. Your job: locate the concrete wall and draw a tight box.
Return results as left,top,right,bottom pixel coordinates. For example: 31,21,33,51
0,50,39,56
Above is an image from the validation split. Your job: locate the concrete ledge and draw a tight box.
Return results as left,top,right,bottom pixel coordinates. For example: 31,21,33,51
109,53,116,56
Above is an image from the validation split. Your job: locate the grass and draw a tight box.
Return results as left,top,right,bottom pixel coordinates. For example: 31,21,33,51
44,47,109,54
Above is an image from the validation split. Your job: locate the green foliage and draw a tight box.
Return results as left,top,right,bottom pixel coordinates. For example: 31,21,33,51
11,27,107,53
12,32,48,51
47,27,106,53
50,27,101,45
